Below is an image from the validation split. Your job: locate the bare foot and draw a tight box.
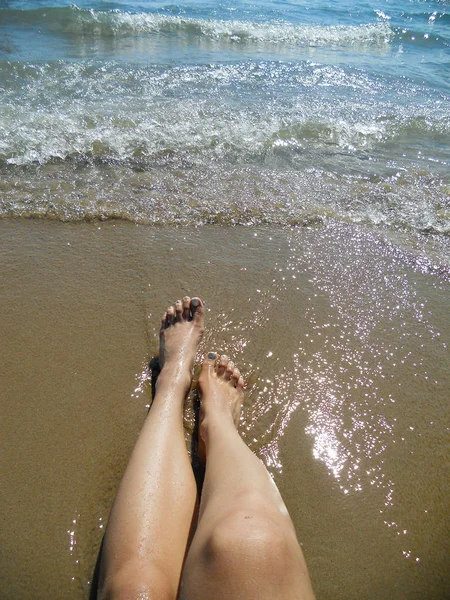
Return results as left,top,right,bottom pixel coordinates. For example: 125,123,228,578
197,353,245,461
158,296,205,392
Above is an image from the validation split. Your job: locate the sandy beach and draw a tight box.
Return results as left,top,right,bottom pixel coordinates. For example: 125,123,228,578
0,218,448,599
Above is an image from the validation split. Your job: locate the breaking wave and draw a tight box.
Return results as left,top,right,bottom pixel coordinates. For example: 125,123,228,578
1,6,394,47
0,61,448,170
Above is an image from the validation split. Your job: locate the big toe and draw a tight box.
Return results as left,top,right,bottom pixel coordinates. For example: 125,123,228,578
190,297,205,326
201,351,216,374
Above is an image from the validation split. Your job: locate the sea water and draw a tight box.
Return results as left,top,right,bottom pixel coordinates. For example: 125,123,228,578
0,0,449,242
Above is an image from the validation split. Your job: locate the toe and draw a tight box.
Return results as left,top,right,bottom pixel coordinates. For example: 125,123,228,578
161,312,167,332
231,367,240,387
182,296,191,320
236,376,245,391
201,351,217,375
190,297,204,326
167,305,175,325
175,299,183,322
217,355,228,377
224,360,235,381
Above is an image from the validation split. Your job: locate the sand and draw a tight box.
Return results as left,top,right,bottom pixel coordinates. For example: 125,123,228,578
0,218,449,599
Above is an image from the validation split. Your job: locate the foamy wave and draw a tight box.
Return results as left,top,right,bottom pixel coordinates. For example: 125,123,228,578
1,108,448,168
0,60,448,170
3,6,394,47
76,11,394,47
1,162,449,240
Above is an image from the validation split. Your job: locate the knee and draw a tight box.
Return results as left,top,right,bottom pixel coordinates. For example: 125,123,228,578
203,508,294,577
98,562,175,600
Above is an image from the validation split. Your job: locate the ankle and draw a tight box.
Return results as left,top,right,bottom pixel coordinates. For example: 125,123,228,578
199,408,235,439
156,363,192,395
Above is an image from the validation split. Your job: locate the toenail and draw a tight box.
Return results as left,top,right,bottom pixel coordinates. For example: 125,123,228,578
208,352,216,360
191,298,199,307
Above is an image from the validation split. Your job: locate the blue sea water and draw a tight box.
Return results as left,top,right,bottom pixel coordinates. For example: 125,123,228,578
0,0,449,236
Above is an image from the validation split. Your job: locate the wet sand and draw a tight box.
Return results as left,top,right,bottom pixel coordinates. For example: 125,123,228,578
0,218,449,599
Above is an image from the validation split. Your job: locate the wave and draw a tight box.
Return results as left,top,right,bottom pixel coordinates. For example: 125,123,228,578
1,6,394,47
1,107,448,169
0,59,448,172
0,161,449,241
395,27,450,48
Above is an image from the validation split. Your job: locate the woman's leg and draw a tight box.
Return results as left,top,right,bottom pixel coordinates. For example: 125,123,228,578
180,353,315,600
98,297,204,600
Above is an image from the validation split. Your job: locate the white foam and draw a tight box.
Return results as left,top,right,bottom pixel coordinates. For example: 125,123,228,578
65,8,394,47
